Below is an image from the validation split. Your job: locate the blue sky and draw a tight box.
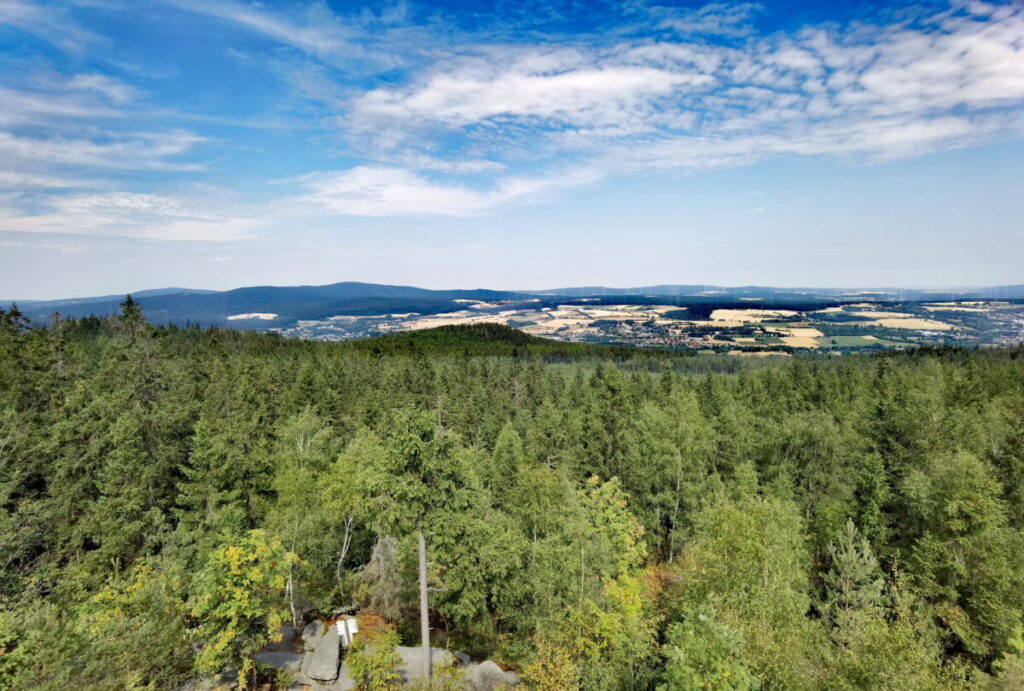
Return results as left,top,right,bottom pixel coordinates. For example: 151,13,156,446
1,0,1022,299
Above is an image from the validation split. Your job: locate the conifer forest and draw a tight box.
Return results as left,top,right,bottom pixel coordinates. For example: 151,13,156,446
1,301,1023,690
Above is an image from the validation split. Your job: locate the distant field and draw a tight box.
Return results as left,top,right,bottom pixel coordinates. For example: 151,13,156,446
263,296,1024,353
781,327,824,348
818,335,909,348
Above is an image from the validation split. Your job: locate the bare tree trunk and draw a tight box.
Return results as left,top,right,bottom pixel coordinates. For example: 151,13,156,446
286,562,297,629
335,514,354,593
579,543,585,609
418,526,431,682
669,456,682,562
288,515,300,629
578,543,585,638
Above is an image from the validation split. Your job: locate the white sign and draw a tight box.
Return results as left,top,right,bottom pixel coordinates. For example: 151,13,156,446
336,616,359,647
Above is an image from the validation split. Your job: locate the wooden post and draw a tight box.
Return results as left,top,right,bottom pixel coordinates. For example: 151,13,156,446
418,526,431,681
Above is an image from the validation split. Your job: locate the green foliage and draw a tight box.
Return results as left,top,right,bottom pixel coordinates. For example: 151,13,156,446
2,314,1024,687
823,519,885,615
853,451,890,544
668,491,821,689
990,627,1024,690
360,409,477,537
346,618,403,690
190,530,296,687
521,570,661,691
658,605,760,691
175,415,244,542
824,571,968,690
902,451,1024,659
0,563,192,690
0,609,28,687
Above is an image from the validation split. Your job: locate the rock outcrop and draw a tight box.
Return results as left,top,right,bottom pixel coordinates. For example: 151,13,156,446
302,621,326,652
395,646,455,683
254,649,303,672
255,619,520,690
463,660,520,690
301,624,340,682
290,663,355,691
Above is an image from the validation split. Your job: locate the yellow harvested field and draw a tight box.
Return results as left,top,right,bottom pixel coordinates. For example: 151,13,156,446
399,311,497,330
780,327,824,348
539,319,579,329
851,310,916,319
734,350,791,357
922,305,989,312
710,308,799,324
871,318,953,330
863,335,878,341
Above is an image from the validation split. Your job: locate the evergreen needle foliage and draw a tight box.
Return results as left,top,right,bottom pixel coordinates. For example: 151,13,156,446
0,301,1022,689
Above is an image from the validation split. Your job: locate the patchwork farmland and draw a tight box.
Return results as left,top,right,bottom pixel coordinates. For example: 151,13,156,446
279,298,1024,354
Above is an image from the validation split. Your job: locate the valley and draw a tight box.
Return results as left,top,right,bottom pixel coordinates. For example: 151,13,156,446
279,296,1024,354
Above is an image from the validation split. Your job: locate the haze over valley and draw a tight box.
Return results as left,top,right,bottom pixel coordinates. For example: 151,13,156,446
10,281,1024,354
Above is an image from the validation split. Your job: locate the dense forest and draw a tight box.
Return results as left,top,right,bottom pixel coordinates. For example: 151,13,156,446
1,299,1023,690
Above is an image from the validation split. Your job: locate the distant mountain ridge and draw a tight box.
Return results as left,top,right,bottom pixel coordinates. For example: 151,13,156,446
13,287,217,306
6,281,1024,329
6,282,531,326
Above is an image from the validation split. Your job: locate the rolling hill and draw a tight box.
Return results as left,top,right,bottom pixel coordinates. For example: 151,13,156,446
5,282,1024,353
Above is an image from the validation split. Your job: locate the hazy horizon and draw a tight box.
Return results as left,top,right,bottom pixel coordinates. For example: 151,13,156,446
9,278,1024,305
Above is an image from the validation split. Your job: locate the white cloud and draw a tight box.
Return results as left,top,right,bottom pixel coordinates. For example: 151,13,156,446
0,131,206,170
385,154,507,174
0,192,260,241
0,84,122,127
295,165,599,217
0,171,94,190
354,64,714,129
164,0,354,58
615,113,1008,174
66,73,137,104
658,3,762,38
6,0,1024,226
0,0,100,52
334,0,1024,205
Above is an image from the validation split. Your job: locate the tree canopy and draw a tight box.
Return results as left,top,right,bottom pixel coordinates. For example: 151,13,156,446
0,304,1022,688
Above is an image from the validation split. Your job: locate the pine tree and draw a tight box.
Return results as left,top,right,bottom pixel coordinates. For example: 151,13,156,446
174,416,243,541
823,519,884,615
359,409,478,680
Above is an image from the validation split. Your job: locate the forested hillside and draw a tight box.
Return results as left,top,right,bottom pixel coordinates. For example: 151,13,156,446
1,301,1023,689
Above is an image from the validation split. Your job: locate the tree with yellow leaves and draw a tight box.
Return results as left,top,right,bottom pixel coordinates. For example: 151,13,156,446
190,530,296,688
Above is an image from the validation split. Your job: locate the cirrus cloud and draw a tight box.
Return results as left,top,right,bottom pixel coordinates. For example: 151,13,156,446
0,191,260,242
294,165,600,217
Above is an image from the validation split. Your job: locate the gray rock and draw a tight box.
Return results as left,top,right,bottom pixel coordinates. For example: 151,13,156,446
302,624,340,682
455,650,472,666
463,660,520,690
303,620,326,652
395,646,455,682
254,649,304,671
278,624,298,647
291,661,355,690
